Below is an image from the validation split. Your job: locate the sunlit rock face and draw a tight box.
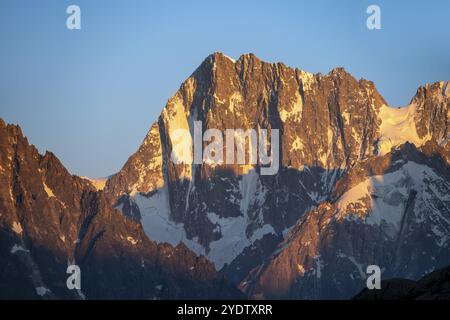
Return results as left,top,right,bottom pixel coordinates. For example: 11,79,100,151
0,119,241,299
242,142,450,299
1,52,449,299
104,52,449,295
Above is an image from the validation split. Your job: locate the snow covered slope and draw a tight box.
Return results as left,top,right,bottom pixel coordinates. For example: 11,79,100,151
120,172,276,269
242,142,450,299
377,104,430,156
104,53,449,292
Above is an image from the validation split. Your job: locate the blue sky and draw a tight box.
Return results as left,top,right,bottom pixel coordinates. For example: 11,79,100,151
1,0,449,177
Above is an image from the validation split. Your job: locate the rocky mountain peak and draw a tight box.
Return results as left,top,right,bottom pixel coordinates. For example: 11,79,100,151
103,53,401,271
409,80,449,143
0,116,241,299
1,49,449,300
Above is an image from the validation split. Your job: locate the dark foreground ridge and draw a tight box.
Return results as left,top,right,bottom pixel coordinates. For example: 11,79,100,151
354,265,450,300
0,119,242,299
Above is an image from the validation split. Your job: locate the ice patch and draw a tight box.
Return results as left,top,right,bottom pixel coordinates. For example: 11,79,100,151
251,224,275,242
133,190,204,255
206,211,275,268
35,286,50,297
337,161,450,240
127,236,138,245
223,54,236,63
377,104,430,156
163,94,193,179
83,177,107,190
299,70,315,91
315,255,323,279
12,221,23,234
11,244,29,254
43,182,55,198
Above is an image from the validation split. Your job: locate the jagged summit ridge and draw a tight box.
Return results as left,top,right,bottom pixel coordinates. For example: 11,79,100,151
242,141,450,299
0,52,449,300
105,52,386,267
104,53,448,274
0,118,241,299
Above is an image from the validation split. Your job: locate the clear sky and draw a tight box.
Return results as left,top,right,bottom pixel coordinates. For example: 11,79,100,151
1,0,449,177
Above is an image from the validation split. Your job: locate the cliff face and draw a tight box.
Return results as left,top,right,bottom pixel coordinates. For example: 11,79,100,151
1,52,449,299
0,119,241,299
104,53,449,290
241,142,450,299
104,53,388,272
412,81,450,142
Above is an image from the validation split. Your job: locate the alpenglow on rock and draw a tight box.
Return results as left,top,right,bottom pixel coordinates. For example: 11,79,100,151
0,52,448,299
104,52,449,296
0,118,241,299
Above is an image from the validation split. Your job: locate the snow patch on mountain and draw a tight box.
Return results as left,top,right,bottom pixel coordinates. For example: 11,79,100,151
377,104,431,156
239,170,259,215
207,213,250,268
134,191,201,253
43,182,55,198
10,244,29,254
205,172,274,268
127,170,276,269
162,94,193,178
223,54,236,63
298,70,316,91
82,177,107,190
337,161,450,241
35,286,51,297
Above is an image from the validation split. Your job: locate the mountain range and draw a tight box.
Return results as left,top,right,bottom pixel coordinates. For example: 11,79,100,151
1,52,449,299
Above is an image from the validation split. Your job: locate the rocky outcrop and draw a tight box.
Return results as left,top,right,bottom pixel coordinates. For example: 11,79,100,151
241,142,450,299
2,52,449,300
412,81,450,143
104,53,391,274
353,265,450,300
0,119,241,299
104,53,449,288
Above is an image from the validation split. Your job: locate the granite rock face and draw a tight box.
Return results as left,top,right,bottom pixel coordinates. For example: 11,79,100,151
104,53,388,272
1,53,449,299
0,120,241,299
241,142,450,299
104,53,449,295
